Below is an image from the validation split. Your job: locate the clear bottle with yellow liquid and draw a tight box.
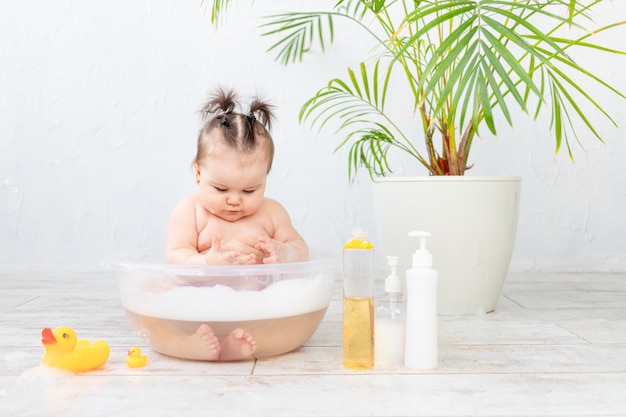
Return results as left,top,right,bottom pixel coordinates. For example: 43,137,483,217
342,228,375,370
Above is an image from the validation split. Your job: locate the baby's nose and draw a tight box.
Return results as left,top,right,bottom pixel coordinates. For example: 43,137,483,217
227,194,241,205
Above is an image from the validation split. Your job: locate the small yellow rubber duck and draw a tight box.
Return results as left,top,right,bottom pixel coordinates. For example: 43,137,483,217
126,346,148,368
41,326,110,373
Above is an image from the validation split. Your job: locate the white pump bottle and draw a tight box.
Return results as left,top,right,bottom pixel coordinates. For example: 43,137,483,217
404,231,439,370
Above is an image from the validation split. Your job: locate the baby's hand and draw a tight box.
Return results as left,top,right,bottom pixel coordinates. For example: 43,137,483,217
205,236,257,265
255,237,294,264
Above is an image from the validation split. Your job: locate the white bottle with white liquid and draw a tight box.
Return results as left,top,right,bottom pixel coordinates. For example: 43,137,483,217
404,231,439,370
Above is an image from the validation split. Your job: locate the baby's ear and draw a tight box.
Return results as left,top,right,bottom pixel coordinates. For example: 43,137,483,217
193,162,201,182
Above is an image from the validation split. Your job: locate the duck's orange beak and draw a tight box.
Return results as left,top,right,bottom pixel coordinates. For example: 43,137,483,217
41,327,57,345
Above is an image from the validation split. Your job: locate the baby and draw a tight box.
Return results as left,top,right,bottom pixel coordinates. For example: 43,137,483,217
160,88,308,361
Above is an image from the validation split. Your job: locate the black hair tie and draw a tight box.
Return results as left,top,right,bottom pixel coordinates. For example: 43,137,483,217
247,112,256,122
220,116,231,127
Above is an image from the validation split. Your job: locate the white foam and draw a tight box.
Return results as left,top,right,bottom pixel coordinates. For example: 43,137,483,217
121,273,335,321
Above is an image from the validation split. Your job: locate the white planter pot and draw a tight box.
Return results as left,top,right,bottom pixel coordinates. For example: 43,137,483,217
373,176,521,315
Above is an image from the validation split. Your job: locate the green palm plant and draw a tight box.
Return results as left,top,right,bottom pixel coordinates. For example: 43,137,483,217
209,0,625,178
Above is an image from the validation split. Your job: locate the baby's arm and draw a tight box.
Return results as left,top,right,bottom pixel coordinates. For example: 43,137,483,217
255,199,309,264
165,197,256,265
165,197,208,264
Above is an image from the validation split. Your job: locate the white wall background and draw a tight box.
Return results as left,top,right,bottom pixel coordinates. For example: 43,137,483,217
1,1,625,271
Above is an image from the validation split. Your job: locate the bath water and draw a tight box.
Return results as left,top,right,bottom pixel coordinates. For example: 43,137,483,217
125,307,327,359
119,273,334,359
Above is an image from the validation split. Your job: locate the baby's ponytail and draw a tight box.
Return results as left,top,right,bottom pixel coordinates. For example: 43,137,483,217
247,98,274,131
200,88,237,125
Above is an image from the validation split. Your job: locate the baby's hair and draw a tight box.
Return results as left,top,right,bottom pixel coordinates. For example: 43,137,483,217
195,88,275,172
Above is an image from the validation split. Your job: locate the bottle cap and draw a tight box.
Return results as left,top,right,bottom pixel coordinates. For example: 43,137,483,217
350,227,368,241
345,227,374,249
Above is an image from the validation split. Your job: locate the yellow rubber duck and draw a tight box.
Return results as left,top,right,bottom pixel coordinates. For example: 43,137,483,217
126,346,148,368
41,326,110,373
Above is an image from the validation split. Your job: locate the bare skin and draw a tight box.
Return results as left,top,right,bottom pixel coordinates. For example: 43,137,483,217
177,324,221,361
218,328,258,361
154,324,257,361
179,325,257,361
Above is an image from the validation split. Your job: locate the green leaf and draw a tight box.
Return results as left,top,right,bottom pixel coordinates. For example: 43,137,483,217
480,40,527,113
361,62,371,103
481,59,512,127
205,0,231,26
551,84,563,154
479,28,543,98
417,16,479,94
348,67,362,98
478,68,496,135
549,70,603,141
456,56,480,131
261,12,338,64
432,39,480,122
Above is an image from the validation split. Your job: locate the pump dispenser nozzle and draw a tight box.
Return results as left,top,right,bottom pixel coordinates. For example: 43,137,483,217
384,256,402,294
408,231,433,268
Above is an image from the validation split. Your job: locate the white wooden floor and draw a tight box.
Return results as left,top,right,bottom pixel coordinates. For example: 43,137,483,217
1,269,626,417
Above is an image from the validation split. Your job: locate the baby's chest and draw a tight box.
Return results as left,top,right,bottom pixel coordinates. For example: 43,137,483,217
197,216,272,252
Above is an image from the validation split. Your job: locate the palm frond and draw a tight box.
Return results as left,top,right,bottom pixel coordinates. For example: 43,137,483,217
301,60,430,178
202,0,231,26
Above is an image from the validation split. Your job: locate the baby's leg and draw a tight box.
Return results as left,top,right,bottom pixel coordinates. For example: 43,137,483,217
172,324,221,361
218,328,257,361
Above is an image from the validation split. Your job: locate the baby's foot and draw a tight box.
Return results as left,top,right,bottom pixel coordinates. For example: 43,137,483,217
218,328,257,361
178,324,221,361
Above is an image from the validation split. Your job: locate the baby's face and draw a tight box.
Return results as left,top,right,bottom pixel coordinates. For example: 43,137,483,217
195,144,269,222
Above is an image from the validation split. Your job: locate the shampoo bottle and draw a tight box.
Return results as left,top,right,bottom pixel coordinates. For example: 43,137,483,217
374,256,406,367
342,228,375,370
404,231,439,370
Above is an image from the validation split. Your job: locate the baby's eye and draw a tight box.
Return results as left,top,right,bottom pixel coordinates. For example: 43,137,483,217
214,187,227,192
243,189,256,194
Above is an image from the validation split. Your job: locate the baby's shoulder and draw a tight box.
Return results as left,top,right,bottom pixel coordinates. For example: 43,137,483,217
173,194,202,213
260,197,289,217
261,197,285,210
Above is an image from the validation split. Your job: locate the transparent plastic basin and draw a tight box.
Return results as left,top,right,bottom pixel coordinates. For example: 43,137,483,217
105,248,338,361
